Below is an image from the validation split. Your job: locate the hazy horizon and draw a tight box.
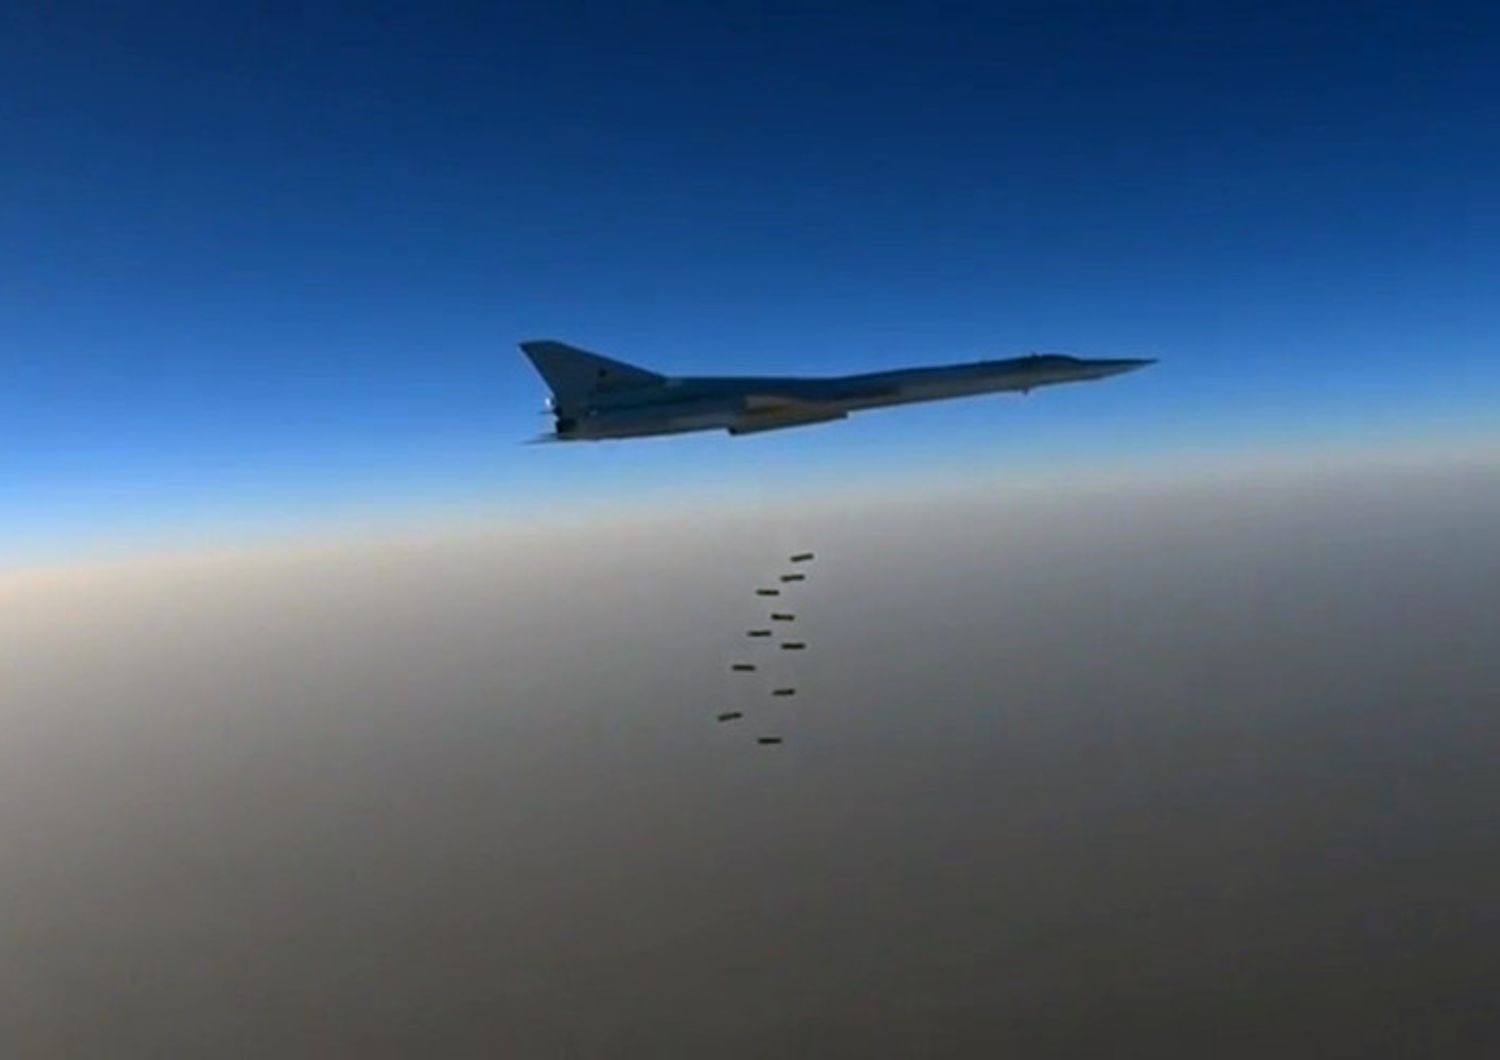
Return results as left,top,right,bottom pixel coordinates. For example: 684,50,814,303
5,452,1497,1056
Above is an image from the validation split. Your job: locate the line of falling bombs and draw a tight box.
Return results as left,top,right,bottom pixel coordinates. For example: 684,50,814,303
720,551,814,744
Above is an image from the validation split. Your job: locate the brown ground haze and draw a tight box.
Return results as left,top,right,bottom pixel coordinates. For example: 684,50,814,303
2,454,1497,1057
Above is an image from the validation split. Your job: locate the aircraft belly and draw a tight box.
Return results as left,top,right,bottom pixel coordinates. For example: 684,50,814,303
841,377,1027,411
582,403,738,438
728,411,847,434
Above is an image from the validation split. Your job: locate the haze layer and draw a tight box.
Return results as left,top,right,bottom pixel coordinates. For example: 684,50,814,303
3,454,1497,1057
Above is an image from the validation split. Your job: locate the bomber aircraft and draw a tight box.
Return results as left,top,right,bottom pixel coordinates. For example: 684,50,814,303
521,339,1152,441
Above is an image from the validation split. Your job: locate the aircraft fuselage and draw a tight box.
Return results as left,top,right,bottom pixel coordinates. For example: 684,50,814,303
520,341,1153,441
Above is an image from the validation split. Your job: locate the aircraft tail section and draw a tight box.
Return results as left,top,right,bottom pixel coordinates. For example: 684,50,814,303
519,340,665,414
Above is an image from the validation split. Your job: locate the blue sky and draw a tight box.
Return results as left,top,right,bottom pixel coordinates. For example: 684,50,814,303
5,1,1499,564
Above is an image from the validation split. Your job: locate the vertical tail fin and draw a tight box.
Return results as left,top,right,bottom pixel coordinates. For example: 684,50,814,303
518,340,665,416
